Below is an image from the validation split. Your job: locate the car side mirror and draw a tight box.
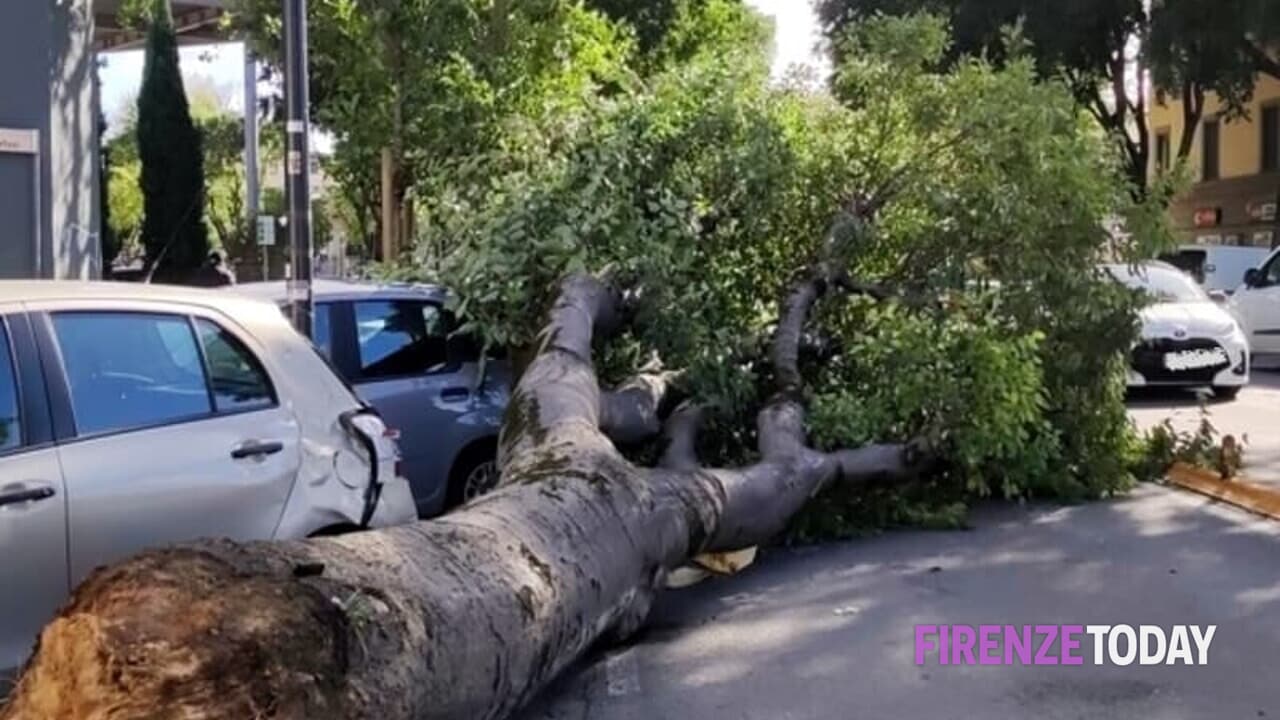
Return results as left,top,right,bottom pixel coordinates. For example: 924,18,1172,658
1244,268,1262,288
1208,290,1228,304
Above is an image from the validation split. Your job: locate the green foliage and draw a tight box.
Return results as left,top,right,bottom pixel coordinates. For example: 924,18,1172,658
105,107,275,271
230,0,633,259
1147,0,1279,122
816,0,1280,194
585,0,683,56
817,0,1143,87
136,0,209,279
1133,405,1247,482
430,12,1172,535
639,0,771,72
98,110,120,275
808,299,1050,493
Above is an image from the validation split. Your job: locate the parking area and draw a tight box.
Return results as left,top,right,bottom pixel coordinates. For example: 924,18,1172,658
522,485,1280,719
1128,367,1280,487
519,369,1280,719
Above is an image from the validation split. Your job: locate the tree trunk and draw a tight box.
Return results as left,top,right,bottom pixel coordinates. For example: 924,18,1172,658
1,244,924,719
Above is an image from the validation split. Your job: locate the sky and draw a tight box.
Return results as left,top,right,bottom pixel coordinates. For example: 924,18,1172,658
748,0,829,79
98,1,825,129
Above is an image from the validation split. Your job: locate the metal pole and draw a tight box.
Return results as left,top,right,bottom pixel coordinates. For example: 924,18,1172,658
283,0,313,337
243,48,263,281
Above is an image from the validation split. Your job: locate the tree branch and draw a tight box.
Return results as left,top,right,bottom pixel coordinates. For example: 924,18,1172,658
1246,41,1280,81
659,402,705,471
599,371,680,446
497,274,622,471
694,250,930,553
1177,81,1204,162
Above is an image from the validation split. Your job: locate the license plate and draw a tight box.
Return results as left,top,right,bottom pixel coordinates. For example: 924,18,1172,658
1163,348,1227,372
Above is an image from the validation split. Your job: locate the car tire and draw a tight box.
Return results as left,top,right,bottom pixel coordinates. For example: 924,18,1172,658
446,442,499,509
1213,385,1243,401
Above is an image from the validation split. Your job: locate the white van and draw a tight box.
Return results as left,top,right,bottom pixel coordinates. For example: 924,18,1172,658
1160,245,1272,295
1229,247,1280,361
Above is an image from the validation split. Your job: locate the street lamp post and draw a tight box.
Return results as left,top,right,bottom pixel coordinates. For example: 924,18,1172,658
283,0,313,338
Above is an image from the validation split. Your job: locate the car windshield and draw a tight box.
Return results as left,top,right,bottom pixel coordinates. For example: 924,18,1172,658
1105,265,1208,303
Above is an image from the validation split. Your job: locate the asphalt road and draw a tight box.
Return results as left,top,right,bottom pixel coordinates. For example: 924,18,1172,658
522,485,1280,720
1128,368,1280,486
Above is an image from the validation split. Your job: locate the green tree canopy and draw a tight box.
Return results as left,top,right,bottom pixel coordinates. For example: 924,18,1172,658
230,0,633,257
431,14,1172,526
817,0,1280,195
228,0,770,260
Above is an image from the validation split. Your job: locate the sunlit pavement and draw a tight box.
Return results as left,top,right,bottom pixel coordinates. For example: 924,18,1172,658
1128,368,1280,487
523,485,1280,720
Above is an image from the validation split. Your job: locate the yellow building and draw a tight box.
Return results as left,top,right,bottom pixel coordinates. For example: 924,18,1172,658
1148,74,1280,248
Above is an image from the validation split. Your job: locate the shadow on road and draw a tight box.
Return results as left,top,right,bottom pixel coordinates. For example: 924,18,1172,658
522,486,1280,720
1124,386,1225,412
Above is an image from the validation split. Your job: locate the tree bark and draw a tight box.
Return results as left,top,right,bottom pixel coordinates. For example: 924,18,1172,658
1,266,925,720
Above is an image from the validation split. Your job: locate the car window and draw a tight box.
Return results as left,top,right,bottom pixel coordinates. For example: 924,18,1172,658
1106,265,1208,302
354,300,448,379
0,321,21,452
53,313,212,435
274,302,333,358
1264,253,1280,285
314,303,333,358
194,319,275,413
1159,251,1206,285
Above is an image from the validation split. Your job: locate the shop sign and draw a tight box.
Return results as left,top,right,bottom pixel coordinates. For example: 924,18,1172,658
1247,201,1277,222
1193,207,1222,228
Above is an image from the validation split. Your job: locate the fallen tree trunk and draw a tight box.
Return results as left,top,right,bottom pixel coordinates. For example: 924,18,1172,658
1,262,925,720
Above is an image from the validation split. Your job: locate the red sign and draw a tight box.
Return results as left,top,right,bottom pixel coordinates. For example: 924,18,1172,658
1193,207,1221,228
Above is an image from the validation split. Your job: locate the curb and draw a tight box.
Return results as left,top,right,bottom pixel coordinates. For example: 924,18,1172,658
1166,462,1280,521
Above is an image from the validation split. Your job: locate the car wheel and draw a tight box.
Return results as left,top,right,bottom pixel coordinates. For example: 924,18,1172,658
1213,385,1243,401
447,445,500,508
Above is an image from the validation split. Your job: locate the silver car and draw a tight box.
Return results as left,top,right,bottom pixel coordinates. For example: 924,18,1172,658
0,282,417,674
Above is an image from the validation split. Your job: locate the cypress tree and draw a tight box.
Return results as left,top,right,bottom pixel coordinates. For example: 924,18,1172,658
97,110,118,278
137,0,208,281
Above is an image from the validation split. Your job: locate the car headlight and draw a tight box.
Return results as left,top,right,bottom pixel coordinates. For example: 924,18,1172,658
1207,319,1244,338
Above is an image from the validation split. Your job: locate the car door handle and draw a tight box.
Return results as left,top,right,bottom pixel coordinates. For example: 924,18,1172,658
441,387,470,401
230,440,285,460
0,485,56,508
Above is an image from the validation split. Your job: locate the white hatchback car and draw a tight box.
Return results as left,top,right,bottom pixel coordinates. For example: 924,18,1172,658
0,282,417,674
1104,262,1250,399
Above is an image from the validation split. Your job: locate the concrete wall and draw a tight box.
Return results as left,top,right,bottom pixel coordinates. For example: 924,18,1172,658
0,0,100,280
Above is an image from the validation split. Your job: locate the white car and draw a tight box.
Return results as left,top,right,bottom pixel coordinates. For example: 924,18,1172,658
1104,262,1250,399
1229,246,1280,364
0,281,417,674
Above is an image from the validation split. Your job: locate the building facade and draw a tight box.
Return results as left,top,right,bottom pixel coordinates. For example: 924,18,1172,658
0,1,99,279
0,1,229,281
1149,74,1280,249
